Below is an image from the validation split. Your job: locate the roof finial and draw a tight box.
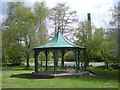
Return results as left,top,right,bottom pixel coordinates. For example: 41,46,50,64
58,26,60,32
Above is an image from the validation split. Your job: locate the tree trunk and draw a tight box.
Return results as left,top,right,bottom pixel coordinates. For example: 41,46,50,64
100,50,109,69
105,60,109,69
26,52,30,67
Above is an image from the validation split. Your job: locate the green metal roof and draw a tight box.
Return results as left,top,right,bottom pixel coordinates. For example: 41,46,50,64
34,30,86,50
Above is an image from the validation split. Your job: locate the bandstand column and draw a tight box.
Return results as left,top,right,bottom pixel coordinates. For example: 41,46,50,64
78,50,80,71
34,50,39,73
53,49,58,74
75,49,79,73
45,50,48,71
61,50,65,70
83,49,87,70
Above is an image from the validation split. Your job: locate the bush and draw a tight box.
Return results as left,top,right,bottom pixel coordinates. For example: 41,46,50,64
64,51,75,61
48,53,53,61
110,64,120,69
38,52,53,61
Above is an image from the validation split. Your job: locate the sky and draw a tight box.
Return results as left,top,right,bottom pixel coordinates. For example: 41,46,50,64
0,0,118,28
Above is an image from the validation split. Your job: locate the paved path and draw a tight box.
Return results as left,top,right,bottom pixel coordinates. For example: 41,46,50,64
24,62,105,67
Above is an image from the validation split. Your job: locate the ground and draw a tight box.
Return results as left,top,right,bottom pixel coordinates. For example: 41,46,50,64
1,65,118,88
24,61,105,67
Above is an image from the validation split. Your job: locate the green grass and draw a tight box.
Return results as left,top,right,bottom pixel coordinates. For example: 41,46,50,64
2,65,118,88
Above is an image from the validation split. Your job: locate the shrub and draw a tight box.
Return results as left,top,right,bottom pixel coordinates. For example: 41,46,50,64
64,51,75,61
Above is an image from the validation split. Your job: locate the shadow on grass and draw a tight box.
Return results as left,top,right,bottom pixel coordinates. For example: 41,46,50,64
4,65,119,81
10,70,118,81
10,73,53,79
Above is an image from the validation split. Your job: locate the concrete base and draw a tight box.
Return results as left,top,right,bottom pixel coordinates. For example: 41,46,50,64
32,71,89,78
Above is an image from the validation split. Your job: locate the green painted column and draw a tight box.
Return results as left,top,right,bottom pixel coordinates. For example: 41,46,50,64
78,50,80,71
45,50,48,71
83,49,87,70
75,49,79,73
34,50,38,73
53,50,57,74
80,50,84,72
61,50,65,70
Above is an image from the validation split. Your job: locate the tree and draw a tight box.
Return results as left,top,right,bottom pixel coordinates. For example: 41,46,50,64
75,19,117,68
15,6,36,67
49,3,78,38
109,1,120,63
33,2,50,63
93,28,116,68
2,2,24,65
15,2,50,67
33,2,50,46
75,20,94,63
2,2,50,67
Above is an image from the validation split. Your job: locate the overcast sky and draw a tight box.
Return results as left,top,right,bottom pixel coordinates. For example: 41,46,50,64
0,0,117,28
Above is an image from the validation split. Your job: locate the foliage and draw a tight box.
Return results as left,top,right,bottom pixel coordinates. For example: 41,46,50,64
75,20,118,68
33,2,50,46
64,51,75,61
48,52,53,61
109,2,120,63
75,20,94,63
93,28,117,68
2,2,50,66
2,2,25,65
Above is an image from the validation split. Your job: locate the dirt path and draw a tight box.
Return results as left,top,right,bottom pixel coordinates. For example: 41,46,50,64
24,62,105,67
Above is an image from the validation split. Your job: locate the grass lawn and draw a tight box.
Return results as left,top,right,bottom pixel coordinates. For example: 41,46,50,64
2,65,118,88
